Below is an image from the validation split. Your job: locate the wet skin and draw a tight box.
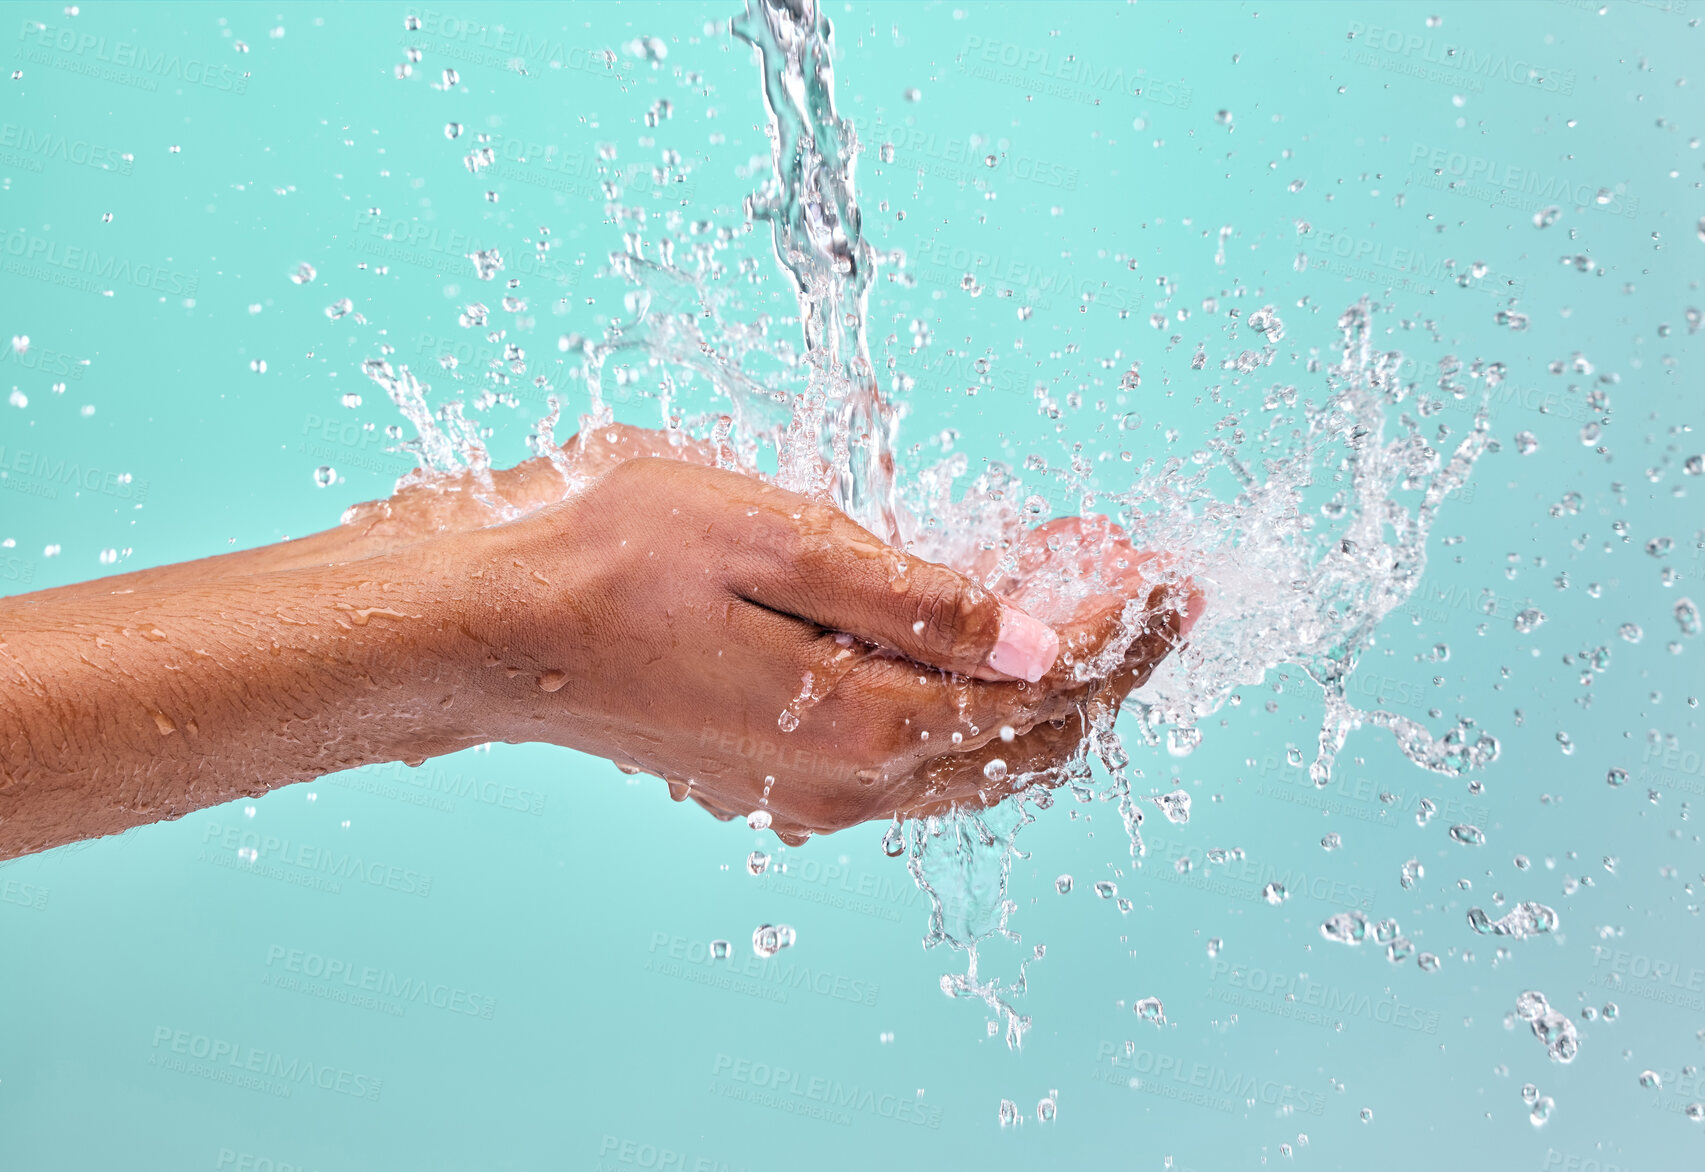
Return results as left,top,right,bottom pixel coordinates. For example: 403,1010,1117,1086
0,425,1199,859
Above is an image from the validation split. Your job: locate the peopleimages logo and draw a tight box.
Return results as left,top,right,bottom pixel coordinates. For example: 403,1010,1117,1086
709,1053,943,1129
1639,739,1705,798
955,36,1192,109
1,229,198,297
908,240,1141,313
864,116,1081,193
1344,22,1575,95
199,821,433,898
149,1025,381,1102
1206,960,1442,1035
1092,1042,1328,1116
15,20,249,95
595,1134,749,1172
262,943,498,1020
1407,142,1640,220
346,212,579,287
646,931,880,1008
1590,945,1705,1012
1142,829,1377,911
0,444,147,504
1305,226,1525,299
404,9,626,81
0,121,132,176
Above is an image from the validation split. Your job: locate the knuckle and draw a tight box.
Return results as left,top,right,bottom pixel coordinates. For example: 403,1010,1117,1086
909,573,987,663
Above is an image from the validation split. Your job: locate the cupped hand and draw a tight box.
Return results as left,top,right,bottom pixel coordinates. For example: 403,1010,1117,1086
422,449,1198,843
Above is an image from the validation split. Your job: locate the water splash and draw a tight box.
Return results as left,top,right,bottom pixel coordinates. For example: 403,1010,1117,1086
352,0,1505,1047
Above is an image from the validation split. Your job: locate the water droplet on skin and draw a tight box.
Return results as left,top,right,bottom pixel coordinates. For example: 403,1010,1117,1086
747,809,772,831
537,669,568,693
983,758,1008,782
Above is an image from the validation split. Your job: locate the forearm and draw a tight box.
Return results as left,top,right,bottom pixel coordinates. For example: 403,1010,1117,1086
0,543,508,860
8,478,513,607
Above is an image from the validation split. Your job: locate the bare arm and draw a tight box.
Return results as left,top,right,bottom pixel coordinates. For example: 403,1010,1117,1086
1,436,1194,861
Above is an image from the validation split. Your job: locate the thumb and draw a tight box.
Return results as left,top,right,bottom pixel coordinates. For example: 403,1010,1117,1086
736,498,1059,683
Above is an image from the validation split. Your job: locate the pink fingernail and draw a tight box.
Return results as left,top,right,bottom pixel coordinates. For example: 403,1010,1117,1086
986,605,1060,683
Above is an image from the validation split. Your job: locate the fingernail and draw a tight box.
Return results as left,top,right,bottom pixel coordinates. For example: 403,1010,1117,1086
986,605,1060,683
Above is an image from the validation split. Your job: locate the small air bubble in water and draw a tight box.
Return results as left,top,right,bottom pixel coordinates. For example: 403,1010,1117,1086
1055,874,1073,894
710,939,731,960
313,465,335,487
998,1099,1018,1126
1263,882,1287,905
1094,881,1117,899
746,850,769,876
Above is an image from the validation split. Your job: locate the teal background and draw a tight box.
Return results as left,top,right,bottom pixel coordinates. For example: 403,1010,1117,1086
2,2,1701,1169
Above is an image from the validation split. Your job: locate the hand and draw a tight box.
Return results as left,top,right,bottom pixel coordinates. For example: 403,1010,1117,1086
422,456,1198,843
